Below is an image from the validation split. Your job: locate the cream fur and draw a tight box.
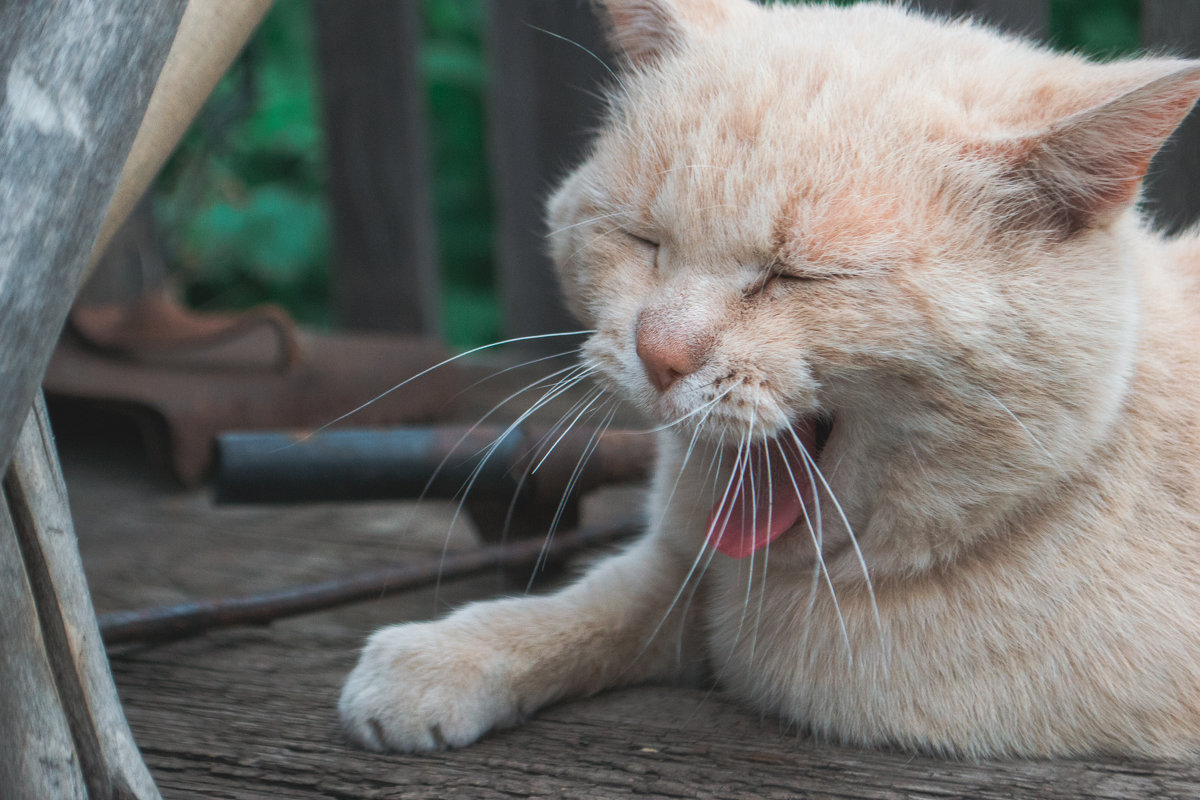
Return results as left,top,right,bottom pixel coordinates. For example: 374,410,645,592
341,0,1200,758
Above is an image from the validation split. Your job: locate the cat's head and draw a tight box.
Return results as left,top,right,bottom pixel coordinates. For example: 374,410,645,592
546,0,1200,562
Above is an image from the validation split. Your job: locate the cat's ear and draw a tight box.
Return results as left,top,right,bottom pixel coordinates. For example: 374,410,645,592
1006,61,1200,236
591,0,745,67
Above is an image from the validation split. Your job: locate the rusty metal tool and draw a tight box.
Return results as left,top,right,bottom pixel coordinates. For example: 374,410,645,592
97,517,640,647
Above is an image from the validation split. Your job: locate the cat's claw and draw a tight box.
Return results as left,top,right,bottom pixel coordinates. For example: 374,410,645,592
339,621,522,752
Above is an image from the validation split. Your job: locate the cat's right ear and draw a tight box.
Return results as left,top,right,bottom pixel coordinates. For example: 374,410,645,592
591,0,744,68
1003,61,1200,237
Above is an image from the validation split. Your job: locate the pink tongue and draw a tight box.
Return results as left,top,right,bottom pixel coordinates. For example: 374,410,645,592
706,427,815,559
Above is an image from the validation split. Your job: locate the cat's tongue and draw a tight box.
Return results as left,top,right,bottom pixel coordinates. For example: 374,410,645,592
706,426,815,559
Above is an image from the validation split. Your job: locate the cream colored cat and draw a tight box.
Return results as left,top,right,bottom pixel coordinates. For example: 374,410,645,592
340,0,1200,758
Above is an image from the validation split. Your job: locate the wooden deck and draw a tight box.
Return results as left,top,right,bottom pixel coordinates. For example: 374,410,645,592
59,359,1200,800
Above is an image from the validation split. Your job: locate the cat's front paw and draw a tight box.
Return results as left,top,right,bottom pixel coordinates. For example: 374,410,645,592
338,621,522,752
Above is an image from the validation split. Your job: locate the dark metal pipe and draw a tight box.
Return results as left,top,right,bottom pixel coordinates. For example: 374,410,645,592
97,518,640,646
215,424,654,505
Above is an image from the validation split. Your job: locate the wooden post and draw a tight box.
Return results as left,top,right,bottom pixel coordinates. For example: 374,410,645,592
1142,0,1200,232
0,0,186,475
0,494,88,798
915,0,1049,37
487,0,613,342
0,1,185,796
3,398,161,800
315,0,441,335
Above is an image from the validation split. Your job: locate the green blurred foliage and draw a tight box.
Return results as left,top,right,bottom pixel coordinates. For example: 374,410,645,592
156,0,1144,348
1051,0,1140,57
155,1,331,326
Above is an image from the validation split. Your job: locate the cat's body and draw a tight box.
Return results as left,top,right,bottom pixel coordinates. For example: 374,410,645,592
340,0,1200,758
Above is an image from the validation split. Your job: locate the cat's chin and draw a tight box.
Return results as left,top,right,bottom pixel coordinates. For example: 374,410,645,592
704,415,833,559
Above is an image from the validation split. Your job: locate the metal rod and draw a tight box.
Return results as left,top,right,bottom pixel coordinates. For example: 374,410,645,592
214,424,654,506
98,518,641,646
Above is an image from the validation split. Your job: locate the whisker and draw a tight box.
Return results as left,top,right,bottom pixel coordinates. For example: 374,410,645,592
526,24,630,100
433,363,599,605
710,426,756,687
391,359,593,606
636,380,742,434
777,438,850,659
984,388,1055,463
285,330,596,447
635,426,743,664
687,428,756,725
530,387,609,475
544,210,634,239
497,381,612,550
726,398,765,670
651,394,723,534
749,421,775,666
453,347,585,401
529,404,620,587
792,432,885,655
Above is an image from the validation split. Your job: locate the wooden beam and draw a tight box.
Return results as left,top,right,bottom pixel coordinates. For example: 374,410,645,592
0,0,186,475
1142,0,1200,233
487,0,612,342
315,0,441,334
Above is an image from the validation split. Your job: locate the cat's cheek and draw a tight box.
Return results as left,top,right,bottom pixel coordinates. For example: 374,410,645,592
338,622,522,752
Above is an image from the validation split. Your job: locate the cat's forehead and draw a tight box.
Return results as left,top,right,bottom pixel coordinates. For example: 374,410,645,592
587,2,1102,265
610,3,1087,153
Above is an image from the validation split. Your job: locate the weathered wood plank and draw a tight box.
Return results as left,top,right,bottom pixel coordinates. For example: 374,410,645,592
487,0,612,342
915,0,1049,37
315,0,441,334
1142,0,1200,232
0,498,88,800
0,0,186,474
5,397,160,799
106,627,1200,800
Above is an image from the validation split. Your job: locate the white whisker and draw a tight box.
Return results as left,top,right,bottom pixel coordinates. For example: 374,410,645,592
526,24,629,100
286,330,596,448
791,431,884,655
637,380,742,434
529,404,620,586
544,210,634,239
777,438,850,659
985,388,1055,463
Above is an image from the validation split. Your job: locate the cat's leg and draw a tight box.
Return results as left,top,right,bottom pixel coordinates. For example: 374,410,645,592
338,530,703,751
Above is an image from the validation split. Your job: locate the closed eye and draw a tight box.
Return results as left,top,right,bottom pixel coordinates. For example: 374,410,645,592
627,232,660,267
744,270,820,298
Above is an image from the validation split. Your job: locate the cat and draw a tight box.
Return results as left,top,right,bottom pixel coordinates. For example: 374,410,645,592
339,0,1200,758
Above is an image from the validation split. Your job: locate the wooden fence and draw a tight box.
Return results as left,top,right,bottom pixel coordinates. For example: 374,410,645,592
316,0,1200,341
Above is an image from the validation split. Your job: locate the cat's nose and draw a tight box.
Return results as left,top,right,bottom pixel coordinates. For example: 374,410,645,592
635,314,706,392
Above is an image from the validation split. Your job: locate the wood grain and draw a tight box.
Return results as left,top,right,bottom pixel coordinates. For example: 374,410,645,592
0,496,88,799
5,398,160,799
108,626,1200,800
0,0,185,474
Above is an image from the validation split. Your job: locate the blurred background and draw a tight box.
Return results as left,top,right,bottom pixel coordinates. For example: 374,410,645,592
144,0,1145,351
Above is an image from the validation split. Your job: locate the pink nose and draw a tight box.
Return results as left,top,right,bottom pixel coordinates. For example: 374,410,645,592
635,314,707,392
